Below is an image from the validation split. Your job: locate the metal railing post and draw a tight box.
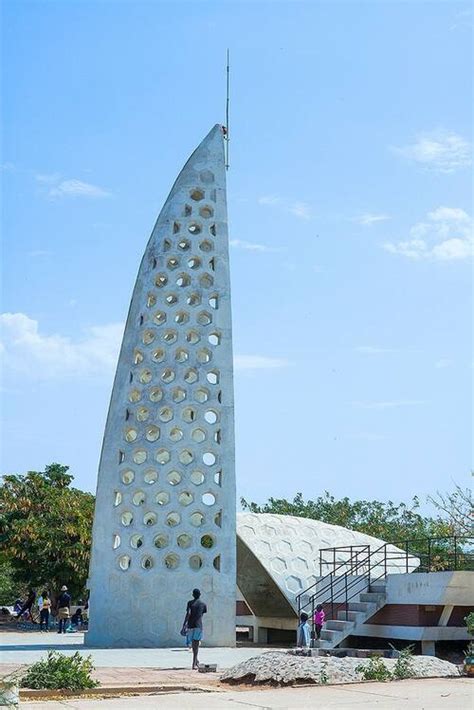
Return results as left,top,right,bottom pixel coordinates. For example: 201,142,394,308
405,541,409,573
428,538,431,572
344,572,348,621
330,575,334,620
454,535,458,570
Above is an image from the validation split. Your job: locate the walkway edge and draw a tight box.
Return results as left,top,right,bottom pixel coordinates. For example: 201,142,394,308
20,684,221,700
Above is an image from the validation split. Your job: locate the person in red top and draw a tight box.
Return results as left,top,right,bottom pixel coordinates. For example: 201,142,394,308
313,604,325,640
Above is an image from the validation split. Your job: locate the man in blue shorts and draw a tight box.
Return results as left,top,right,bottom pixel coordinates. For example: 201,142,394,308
184,588,207,670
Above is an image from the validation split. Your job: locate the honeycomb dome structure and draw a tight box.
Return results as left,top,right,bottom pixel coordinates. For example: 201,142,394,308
236,513,418,614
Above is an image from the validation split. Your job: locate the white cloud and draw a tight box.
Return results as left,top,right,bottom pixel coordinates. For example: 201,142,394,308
435,358,452,369
229,239,282,253
428,206,468,222
392,130,472,173
355,346,398,354
35,172,61,184
351,432,388,441
0,313,290,379
258,195,281,206
383,206,473,261
233,355,290,371
258,195,313,220
27,250,53,258
289,201,312,220
450,8,472,30
48,179,112,199
352,400,425,410
0,313,123,379
353,213,390,226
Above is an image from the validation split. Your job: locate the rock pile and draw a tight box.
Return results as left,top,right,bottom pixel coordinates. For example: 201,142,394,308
220,651,460,686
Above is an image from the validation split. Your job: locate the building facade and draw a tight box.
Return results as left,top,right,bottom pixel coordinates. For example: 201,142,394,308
87,125,236,647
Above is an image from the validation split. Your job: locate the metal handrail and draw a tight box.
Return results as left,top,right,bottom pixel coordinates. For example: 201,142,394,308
296,534,474,627
299,546,378,616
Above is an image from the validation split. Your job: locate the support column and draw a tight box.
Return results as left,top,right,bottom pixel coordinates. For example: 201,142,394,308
421,640,436,656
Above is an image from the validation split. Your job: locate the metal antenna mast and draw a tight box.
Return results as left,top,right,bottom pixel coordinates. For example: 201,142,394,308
225,49,230,170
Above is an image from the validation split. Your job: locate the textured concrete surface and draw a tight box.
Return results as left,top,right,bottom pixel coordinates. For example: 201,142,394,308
237,513,419,615
18,678,472,709
87,124,236,648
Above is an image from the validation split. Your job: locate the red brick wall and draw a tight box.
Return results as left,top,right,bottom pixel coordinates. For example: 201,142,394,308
366,604,471,627
367,605,441,626
447,606,472,627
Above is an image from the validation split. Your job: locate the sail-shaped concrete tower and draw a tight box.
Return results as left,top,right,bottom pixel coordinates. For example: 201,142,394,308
87,125,236,647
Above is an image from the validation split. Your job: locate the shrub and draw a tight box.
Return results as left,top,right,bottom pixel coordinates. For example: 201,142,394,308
392,645,415,679
465,612,474,637
356,655,392,682
19,651,99,690
318,663,329,684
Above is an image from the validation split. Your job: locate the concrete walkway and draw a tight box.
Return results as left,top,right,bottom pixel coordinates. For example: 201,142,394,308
0,632,280,669
19,678,472,709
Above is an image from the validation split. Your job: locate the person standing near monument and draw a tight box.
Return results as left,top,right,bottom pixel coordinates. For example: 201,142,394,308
56,585,71,634
183,588,207,670
297,612,311,648
313,604,325,640
39,591,51,631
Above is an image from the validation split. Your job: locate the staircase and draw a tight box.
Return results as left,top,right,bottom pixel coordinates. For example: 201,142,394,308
312,583,386,649
296,543,390,650
296,534,474,650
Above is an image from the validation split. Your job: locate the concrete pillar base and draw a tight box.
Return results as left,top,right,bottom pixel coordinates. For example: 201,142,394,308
422,640,436,656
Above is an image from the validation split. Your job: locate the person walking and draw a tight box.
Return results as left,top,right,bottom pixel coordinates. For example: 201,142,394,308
183,588,207,670
39,591,51,631
56,585,71,634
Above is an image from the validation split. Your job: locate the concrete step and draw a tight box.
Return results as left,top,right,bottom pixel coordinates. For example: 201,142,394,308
370,584,386,594
320,629,345,643
359,592,385,603
337,610,365,623
347,602,376,612
326,620,354,632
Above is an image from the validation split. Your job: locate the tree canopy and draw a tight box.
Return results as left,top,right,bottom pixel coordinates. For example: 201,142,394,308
0,463,95,601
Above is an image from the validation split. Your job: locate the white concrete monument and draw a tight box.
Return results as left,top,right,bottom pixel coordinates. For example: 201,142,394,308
87,125,236,647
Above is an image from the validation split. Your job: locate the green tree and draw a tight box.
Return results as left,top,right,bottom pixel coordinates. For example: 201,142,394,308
428,484,473,536
0,561,25,606
0,463,95,601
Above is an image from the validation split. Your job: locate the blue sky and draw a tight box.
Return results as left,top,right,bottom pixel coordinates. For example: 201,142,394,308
1,1,472,506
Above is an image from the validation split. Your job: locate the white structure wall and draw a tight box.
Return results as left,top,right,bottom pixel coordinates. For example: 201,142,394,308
87,125,236,647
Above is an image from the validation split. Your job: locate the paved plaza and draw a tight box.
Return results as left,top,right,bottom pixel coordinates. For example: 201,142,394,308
17,678,473,710
0,631,277,669
1,632,472,709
